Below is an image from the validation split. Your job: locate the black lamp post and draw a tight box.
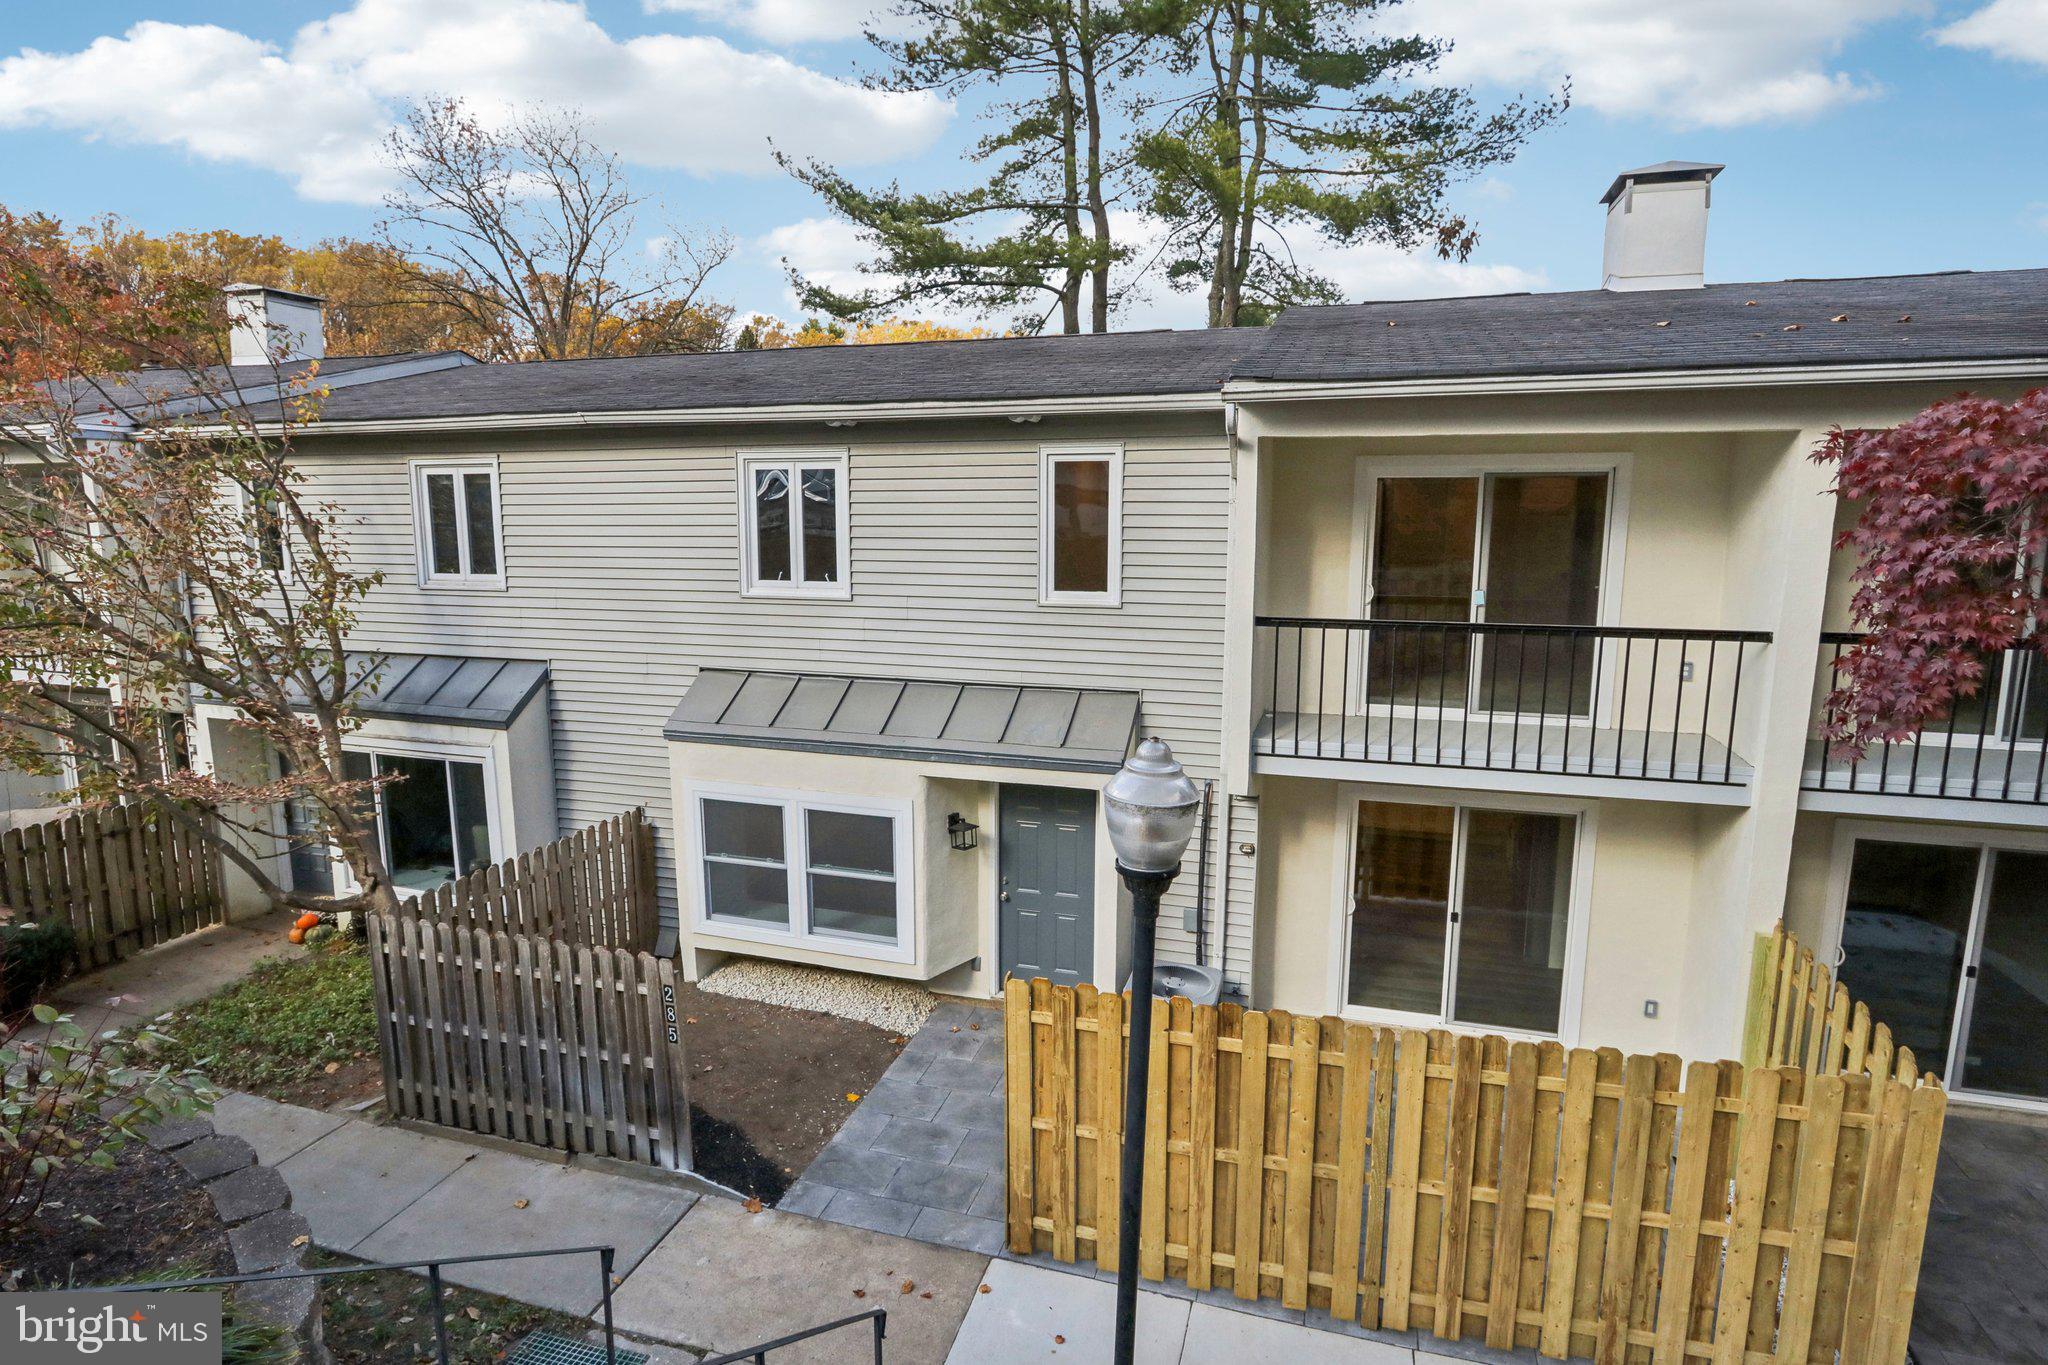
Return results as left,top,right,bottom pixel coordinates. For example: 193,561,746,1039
1102,737,1200,1365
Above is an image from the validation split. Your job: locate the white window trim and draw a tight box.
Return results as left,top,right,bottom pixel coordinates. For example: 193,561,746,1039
736,449,852,600
410,457,506,591
1347,451,1633,727
685,779,916,965
1821,817,2048,1109
331,735,506,900
1323,782,1594,1045
1038,443,1124,608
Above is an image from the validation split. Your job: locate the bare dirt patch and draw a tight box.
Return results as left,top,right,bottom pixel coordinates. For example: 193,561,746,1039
674,980,905,1201
0,1139,232,1290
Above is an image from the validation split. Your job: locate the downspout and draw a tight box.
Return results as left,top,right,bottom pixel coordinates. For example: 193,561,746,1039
1192,779,1214,967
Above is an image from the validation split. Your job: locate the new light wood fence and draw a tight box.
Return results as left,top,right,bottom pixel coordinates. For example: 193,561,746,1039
1742,922,1936,1086
366,912,691,1172
1004,978,1946,1365
0,804,224,969
388,809,658,953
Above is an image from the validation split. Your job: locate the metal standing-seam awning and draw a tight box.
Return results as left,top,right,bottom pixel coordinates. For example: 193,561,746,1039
281,652,551,729
662,669,1140,773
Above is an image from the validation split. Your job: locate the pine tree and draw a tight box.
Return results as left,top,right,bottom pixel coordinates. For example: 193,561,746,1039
1133,0,1565,326
779,0,1166,334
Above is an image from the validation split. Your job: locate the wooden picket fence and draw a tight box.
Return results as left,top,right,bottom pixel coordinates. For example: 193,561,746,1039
0,804,225,969
1742,921,1937,1086
388,809,658,953
1004,978,1947,1365
365,912,691,1171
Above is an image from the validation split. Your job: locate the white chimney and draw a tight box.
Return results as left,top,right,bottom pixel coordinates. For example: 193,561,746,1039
1600,162,1722,291
224,283,326,365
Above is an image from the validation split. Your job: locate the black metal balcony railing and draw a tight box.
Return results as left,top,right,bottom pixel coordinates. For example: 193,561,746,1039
1254,617,1773,785
1805,633,2047,805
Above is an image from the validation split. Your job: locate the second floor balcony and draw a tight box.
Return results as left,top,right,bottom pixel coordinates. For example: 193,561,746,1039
1253,617,1774,800
1803,634,2046,811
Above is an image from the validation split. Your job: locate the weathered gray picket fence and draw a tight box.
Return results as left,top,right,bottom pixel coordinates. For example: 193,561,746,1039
365,912,692,1172
387,809,658,952
0,804,224,968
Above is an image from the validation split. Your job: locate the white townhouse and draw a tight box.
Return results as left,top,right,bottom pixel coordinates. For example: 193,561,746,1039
178,164,2048,1110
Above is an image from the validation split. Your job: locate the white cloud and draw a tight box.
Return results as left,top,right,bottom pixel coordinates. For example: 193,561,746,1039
1935,0,2048,66
0,0,949,204
1394,0,1920,127
644,0,908,45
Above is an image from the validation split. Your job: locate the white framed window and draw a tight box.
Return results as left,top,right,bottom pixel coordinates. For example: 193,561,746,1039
738,449,850,598
687,781,913,963
1039,444,1122,606
332,739,502,897
1326,785,1592,1042
411,458,504,590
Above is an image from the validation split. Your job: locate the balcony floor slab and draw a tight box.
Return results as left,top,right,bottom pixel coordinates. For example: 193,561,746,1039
1255,710,1753,792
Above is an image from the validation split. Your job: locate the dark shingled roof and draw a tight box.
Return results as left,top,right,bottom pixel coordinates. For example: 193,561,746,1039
215,268,2048,427
296,326,1256,423
1230,270,2048,387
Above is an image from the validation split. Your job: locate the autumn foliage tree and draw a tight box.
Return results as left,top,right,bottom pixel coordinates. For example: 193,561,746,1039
1813,387,2048,754
0,207,401,915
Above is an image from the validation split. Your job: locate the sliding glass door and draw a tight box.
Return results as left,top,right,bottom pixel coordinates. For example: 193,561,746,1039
1836,831,2048,1104
1347,798,1578,1035
1365,470,1610,719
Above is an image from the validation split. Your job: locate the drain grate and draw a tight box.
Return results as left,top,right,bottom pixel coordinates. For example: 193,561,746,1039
505,1329,650,1364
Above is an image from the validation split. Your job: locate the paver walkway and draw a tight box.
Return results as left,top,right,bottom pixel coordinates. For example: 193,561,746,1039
784,998,1008,1254
1911,1105,2048,1365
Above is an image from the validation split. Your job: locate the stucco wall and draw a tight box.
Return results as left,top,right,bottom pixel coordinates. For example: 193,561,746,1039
1252,774,1711,1056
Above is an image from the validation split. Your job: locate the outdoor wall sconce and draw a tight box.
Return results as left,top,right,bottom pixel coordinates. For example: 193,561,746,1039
947,813,980,851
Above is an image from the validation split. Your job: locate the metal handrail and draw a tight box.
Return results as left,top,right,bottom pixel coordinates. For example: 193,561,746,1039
1257,614,1773,644
1808,633,2046,804
1252,617,1771,784
93,1244,623,1365
696,1307,888,1365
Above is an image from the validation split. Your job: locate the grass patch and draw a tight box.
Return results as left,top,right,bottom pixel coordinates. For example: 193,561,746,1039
155,938,377,1100
312,1248,607,1364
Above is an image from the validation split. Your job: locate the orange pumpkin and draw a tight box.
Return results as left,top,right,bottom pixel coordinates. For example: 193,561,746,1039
288,926,308,944
295,912,321,931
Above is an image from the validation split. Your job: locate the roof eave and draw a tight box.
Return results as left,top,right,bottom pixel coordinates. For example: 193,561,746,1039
1223,356,2048,403
286,387,1227,435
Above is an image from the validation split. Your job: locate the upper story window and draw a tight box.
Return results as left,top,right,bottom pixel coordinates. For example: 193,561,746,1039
1040,444,1122,607
739,450,849,598
411,458,503,590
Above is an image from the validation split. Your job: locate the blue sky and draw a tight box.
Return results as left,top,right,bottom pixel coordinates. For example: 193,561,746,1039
2,0,2044,332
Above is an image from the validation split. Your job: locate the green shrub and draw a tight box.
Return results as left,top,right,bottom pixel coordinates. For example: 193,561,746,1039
1,918,78,1015
0,1008,216,1236
153,939,374,1094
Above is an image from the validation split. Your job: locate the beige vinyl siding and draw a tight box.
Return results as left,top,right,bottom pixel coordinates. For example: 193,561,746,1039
294,411,1239,983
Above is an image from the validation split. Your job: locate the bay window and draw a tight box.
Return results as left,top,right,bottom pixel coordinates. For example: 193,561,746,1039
691,784,911,961
343,747,496,893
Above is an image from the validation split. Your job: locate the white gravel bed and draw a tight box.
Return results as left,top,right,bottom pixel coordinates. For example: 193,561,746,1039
697,957,938,1035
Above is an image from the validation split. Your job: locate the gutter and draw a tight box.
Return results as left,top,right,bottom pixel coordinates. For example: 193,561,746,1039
290,388,1226,436
1221,356,2048,403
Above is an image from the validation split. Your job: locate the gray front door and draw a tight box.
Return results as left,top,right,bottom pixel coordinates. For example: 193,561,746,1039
999,785,1096,988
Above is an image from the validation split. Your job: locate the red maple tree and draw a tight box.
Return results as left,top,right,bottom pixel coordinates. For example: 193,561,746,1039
1813,387,2048,754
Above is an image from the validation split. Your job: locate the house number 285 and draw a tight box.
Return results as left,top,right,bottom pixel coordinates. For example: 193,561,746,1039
661,983,680,1044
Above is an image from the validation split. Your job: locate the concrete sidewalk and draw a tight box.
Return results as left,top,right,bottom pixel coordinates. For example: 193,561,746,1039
213,1093,1512,1364
36,911,297,1036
